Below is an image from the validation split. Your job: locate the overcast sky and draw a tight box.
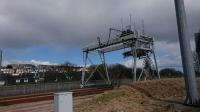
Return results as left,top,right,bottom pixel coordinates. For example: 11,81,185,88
0,0,200,69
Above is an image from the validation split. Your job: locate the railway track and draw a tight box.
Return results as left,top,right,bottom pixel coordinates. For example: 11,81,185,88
0,86,113,105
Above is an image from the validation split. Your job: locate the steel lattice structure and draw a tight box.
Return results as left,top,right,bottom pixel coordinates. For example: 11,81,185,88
81,28,160,87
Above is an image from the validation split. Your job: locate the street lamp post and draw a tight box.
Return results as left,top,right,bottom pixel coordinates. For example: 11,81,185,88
174,0,199,105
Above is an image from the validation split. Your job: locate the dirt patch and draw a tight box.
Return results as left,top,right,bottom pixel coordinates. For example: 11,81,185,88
74,78,200,112
133,78,186,99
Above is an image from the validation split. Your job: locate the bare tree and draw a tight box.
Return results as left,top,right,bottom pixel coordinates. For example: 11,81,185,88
193,51,199,65
193,51,200,73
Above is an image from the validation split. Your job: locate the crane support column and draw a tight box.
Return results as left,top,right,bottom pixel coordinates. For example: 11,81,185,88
174,0,199,105
152,45,160,79
101,53,111,84
133,47,137,82
81,52,88,87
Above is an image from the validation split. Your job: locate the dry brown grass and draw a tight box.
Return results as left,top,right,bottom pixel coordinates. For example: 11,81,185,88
74,78,200,112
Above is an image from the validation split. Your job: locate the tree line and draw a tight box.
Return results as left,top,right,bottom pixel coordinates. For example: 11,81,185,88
44,63,186,83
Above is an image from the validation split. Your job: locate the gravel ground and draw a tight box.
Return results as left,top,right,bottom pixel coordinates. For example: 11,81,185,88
0,95,96,112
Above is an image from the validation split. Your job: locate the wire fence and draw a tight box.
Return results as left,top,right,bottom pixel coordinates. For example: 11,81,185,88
0,79,132,97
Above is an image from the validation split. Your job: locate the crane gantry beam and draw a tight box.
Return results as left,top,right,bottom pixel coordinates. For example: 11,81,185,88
81,28,160,87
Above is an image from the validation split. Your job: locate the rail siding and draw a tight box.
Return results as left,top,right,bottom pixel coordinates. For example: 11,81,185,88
0,79,132,97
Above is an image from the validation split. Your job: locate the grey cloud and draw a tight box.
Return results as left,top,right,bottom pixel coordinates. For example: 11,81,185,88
0,0,199,49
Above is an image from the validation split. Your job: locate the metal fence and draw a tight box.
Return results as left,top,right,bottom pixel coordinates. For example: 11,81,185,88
0,79,133,97
0,81,80,97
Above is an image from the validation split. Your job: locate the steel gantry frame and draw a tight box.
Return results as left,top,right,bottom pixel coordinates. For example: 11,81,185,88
81,28,160,87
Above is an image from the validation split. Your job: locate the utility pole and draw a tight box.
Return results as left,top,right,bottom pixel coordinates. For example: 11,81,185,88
0,50,2,76
174,0,199,105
